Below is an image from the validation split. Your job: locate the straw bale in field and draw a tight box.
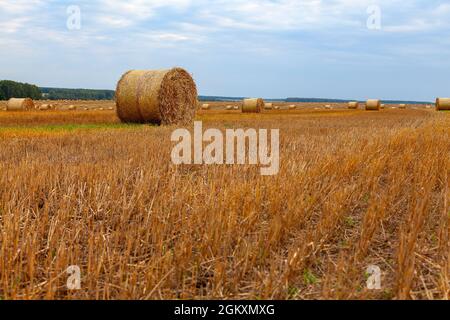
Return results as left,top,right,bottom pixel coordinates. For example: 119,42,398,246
242,98,264,113
116,68,197,125
435,98,450,111
264,103,273,110
6,98,34,111
365,99,381,111
348,102,358,109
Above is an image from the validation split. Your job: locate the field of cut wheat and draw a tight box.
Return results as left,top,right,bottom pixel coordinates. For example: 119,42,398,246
0,105,448,300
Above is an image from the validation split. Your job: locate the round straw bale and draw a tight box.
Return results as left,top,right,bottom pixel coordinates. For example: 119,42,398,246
6,98,34,111
201,104,210,110
233,106,239,110
398,104,406,109
325,105,332,109
242,98,264,113
365,99,381,111
264,103,273,110
289,105,296,110
115,68,198,125
436,98,450,111
348,102,359,109
274,106,280,110
381,104,385,109
226,105,233,110
68,105,76,110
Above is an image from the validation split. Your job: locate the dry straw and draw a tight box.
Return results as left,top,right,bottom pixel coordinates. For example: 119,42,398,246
289,105,296,110
115,67,198,125
348,101,359,109
233,106,239,110
226,105,233,110
399,104,406,109
264,103,273,110
201,104,210,110
435,98,450,111
6,98,34,111
365,99,381,111
242,98,264,113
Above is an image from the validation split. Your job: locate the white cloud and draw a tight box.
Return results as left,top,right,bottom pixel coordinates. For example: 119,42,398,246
0,0,44,14
0,17,31,33
95,0,192,24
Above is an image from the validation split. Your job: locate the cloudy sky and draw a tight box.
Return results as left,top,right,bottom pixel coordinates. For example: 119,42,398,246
1,0,449,101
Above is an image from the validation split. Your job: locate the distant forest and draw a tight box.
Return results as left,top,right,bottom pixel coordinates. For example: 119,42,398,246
0,80,41,100
1,80,431,104
40,87,115,100
199,96,432,105
0,80,115,100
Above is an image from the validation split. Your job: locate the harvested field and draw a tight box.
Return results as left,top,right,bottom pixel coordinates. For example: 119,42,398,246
0,103,448,300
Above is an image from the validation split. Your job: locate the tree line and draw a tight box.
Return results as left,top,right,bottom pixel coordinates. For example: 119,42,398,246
0,80,42,100
0,80,116,101
40,87,115,100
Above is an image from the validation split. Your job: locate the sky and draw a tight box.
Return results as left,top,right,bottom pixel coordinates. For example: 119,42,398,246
1,0,450,101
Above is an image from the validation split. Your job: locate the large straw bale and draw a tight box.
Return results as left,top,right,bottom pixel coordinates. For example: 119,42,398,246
116,68,198,124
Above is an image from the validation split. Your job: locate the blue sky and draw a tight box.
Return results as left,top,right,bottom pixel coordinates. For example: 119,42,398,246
1,0,450,101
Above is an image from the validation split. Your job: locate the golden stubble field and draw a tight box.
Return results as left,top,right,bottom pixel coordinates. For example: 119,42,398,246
0,103,448,300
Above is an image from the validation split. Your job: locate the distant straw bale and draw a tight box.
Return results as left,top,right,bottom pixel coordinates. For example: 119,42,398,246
348,102,358,109
435,98,450,111
365,99,381,111
242,98,264,113
6,98,34,111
